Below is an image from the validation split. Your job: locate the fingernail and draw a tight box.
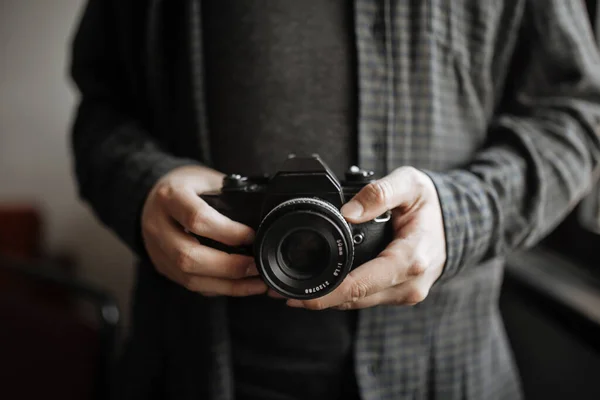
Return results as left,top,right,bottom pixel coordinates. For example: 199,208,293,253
286,300,304,308
341,200,363,219
245,261,258,277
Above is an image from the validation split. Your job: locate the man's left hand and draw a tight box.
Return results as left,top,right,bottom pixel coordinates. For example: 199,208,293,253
284,167,447,310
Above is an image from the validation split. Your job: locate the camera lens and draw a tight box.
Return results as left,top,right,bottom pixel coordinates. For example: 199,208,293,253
254,198,355,300
279,229,330,280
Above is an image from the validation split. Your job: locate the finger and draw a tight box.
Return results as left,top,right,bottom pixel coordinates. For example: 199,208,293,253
160,165,225,194
286,259,395,310
169,237,258,279
267,289,287,299
145,236,189,285
150,216,258,279
148,237,263,297
184,166,225,193
286,260,391,310
348,237,426,284
183,276,268,297
162,187,255,247
334,290,388,310
334,278,431,310
286,238,420,310
340,166,427,224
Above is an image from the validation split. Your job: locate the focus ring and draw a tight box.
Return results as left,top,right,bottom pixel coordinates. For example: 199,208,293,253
258,197,352,236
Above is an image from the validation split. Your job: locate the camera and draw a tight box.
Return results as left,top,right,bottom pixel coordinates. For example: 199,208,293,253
196,154,393,300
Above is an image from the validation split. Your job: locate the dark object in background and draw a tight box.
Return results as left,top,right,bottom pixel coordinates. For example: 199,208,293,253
500,249,600,400
197,154,393,300
0,205,43,259
0,256,120,400
0,205,74,305
0,205,119,400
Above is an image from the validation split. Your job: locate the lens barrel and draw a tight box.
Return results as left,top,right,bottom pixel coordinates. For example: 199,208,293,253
254,198,354,299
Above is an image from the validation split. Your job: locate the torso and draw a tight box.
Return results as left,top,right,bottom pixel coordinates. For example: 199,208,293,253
202,1,361,399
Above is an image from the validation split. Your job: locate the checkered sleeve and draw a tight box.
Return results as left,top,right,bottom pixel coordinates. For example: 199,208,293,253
425,0,600,282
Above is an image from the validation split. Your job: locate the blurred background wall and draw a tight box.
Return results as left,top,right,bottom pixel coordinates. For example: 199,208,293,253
0,0,134,328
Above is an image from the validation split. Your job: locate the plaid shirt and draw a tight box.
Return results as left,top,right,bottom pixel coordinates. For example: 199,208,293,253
71,0,600,399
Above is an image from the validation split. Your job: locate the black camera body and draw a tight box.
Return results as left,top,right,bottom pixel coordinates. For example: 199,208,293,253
197,154,393,299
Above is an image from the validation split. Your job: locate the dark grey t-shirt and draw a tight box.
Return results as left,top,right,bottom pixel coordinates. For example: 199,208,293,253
202,1,359,399
203,0,357,178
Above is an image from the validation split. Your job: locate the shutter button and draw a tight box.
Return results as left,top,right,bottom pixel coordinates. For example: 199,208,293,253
223,174,247,188
345,166,375,183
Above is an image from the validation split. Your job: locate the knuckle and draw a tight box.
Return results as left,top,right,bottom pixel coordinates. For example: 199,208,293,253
307,300,327,311
404,287,428,305
174,248,193,273
365,180,392,208
349,279,369,302
155,183,175,204
408,257,427,277
401,166,428,193
184,208,206,232
337,302,354,311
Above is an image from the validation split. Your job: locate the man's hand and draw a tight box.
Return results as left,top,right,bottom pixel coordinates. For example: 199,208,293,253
286,166,446,310
141,165,268,297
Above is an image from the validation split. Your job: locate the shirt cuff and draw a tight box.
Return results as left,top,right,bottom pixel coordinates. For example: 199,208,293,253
419,169,494,284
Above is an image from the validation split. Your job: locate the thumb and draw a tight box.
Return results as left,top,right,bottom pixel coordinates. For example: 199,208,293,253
340,166,424,223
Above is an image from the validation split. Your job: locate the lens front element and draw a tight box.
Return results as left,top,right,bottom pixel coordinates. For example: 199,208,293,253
279,229,331,280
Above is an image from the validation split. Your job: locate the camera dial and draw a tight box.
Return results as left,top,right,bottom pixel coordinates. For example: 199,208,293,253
223,174,248,188
345,165,375,183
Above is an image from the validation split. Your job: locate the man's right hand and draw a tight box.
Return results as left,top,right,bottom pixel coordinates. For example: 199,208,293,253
141,165,267,297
